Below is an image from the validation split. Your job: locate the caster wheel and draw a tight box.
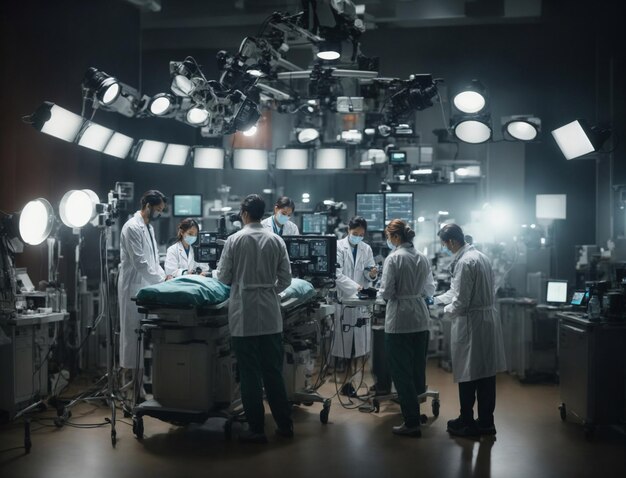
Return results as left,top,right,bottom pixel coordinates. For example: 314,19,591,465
432,399,440,418
224,420,233,441
559,403,566,422
133,417,144,440
373,399,380,413
320,405,330,424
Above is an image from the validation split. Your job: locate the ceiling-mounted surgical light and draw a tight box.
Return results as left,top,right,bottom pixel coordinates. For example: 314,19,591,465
275,148,309,170
186,106,209,125
26,102,84,143
297,128,320,144
135,140,167,164
193,147,225,169
148,93,175,116
551,119,611,160
170,59,204,97
502,115,541,141
76,122,114,152
161,144,190,166
19,198,55,246
83,67,121,106
59,189,100,228
103,132,134,159
452,115,492,144
233,149,269,170
453,80,487,114
316,40,341,61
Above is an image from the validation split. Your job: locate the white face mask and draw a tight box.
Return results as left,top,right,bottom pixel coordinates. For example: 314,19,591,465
276,212,289,225
386,239,396,251
348,234,363,246
184,234,197,246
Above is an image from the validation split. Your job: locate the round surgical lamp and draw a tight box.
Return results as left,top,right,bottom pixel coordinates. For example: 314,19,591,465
18,198,55,246
148,93,174,116
316,41,341,61
453,117,492,144
186,106,209,125
453,80,487,114
503,116,541,141
170,59,200,97
59,189,100,228
83,67,121,106
297,128,320,144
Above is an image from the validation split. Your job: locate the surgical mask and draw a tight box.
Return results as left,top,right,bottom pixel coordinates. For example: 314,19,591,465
386,239,396,251
184,234,197,246
149,207,162,221
441,245,452,256
276,212,289,226
348,234,363,246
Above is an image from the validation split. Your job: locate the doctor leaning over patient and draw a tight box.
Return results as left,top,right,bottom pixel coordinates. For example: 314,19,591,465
434,223,506,437
165,218,210,278
216,194,294,444
118,190,167,375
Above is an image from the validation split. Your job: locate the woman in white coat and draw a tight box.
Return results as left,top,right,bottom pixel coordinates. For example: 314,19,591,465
332,217,377,393
435,223,506,437
164,218,210,277
261,196,300,236
118,191,167,372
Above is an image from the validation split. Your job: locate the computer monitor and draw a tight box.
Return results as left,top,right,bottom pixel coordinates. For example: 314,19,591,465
301,213,327,234
546,280,568,304
388,150,407,164
385,192,414,224
173,194,202,217
282,235,337,278
356,193,385,232
194,231,223,268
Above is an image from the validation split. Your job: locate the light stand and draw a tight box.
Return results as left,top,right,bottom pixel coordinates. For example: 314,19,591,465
54,189,129,447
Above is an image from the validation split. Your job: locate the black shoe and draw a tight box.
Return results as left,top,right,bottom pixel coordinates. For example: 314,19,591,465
392,423,422,437
447,416,480,437
475,419,497,435
341,382,357,397
238,430,269,443
275,427,294,438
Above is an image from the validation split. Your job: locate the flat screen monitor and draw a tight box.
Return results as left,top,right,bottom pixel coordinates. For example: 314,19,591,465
356,193,385,232
385,192,414,224
546,280,568,304
389,150,407,164
301,213,327,234
173,194,202,217
195,231,223,267
282,235,337,278
570,289,590,307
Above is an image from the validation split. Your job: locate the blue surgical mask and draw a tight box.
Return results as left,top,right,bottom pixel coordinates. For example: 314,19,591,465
386,239,396,251
276,212,289,226
441,245,452,256
349,234,363,246
184,234,197,246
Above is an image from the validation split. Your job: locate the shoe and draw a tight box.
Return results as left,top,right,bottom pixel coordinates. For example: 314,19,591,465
392,423,422,437
341,382,357,397
275,426,294,438
238,430,268,444
447,417,480,437
475,420,497,435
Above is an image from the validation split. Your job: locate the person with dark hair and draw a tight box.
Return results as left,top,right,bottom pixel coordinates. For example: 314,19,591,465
118,190,167,376
332,216,377,394
164,218,209,277
216,194,293,443
261,196,300,236
379,219,435,437
435,223,506,437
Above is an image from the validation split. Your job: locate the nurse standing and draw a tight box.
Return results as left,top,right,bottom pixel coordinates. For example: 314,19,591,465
164,218,210,277
261,196,300,236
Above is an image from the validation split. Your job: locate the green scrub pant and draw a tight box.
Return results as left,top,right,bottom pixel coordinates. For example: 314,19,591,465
385,331,429,428
231,333,292,434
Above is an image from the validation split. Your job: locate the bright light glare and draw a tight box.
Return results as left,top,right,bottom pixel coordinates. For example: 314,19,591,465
59,189,100,228
506,121,538,141
186,107,209,125
454,120,491,144
418,216,425,223
242,125,257,136
453,91,485,113
297,128,319,144
19,199,54,245
302,198,310,203
149,96,172,116
317,50,340,61
302,193,310,199
411,169,433,175
247,69,264,77
102,83,120,105
485,204,513,230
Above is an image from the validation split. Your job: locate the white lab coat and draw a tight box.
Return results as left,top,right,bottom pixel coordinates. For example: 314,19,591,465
164,241,210,277
261,215,300,236
216,223,292,337
379,243,436,334
118,212,165,369
332,237,376,358
434,244,506,383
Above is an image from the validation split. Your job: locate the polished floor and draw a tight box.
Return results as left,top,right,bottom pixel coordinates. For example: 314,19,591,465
1,361,625,478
